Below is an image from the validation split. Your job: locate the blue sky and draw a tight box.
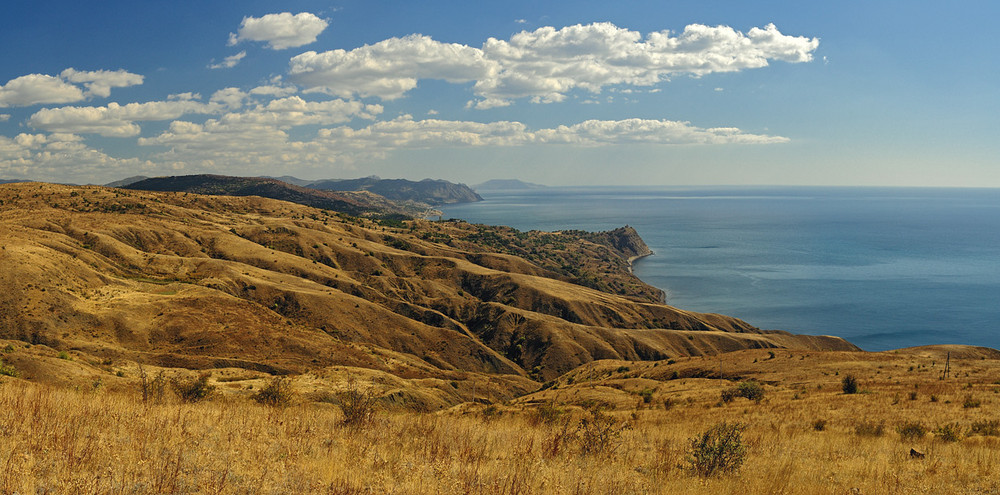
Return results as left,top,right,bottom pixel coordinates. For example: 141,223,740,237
1,0,997,186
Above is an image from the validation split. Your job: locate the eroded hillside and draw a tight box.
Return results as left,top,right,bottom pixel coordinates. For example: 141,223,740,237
0,182,856,405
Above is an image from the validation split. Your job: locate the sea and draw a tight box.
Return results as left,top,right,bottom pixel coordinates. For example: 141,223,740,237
439,186,1000,351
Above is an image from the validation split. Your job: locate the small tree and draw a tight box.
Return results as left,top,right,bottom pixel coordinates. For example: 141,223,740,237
687,422,747,477
842,374,859,394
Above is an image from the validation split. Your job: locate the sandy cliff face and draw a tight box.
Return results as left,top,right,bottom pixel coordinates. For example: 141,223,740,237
0,182,857,399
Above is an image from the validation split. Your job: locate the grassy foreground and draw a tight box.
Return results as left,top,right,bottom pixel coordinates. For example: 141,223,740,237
3,348,1000,494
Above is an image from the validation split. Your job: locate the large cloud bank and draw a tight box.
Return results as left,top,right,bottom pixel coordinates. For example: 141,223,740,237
289,22,818,107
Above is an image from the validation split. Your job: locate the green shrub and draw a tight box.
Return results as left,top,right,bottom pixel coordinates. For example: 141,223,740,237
171,373,215,403
638,388,655,404
721,380,765,404
935,423,963,442
842,374,859,394
969,420,1000,437
687,422,747,477
962,395,981,408
252,376,293,407
812,419,827,432
897,421,927,441
0,359,17,377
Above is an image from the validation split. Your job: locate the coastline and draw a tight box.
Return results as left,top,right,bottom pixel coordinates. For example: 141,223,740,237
626,252,652,274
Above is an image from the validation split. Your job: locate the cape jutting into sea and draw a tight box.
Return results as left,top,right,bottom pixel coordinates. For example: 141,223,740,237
440,186,1000,351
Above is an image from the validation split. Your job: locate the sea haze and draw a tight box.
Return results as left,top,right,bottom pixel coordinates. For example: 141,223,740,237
440,186,1000,351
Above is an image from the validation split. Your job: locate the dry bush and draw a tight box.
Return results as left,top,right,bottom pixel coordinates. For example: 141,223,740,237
687,421,747,477
480,404,502,422
171,372,215,403
812,419,828,432
542,420,576,459
968,420,1000,437
527,401,565,426
577,410,630,457
854,420,885,437
252,376,294,407
897,421,927,441
138,365,167,403
962,395,981,408
335,381,378,428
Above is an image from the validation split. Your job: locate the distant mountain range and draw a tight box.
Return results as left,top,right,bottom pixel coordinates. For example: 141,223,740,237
306,176,481,205
474,179,547,191
103,176,149,187
122,174,423,217
110,175,481,208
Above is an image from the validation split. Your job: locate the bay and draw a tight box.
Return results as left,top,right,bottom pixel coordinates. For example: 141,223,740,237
440,186,1000,351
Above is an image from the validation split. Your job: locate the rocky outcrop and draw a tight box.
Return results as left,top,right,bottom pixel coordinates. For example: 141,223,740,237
590,226,653,260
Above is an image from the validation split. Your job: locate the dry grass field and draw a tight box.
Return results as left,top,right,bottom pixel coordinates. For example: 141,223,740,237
2,345,999,494
2,182,997,493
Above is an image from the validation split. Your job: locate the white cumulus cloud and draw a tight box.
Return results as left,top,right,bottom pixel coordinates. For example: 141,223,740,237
216,96,382,128
1,132,153,182
210,87,249,109
249,84,298,97
0,74,85,108
27,100,221,137
315,116,789,148
289,22,818,107
290,34,496,100
0,69,143,107
229,12,328,50
130,113,786,177
208,51,247,69
60,68,144,98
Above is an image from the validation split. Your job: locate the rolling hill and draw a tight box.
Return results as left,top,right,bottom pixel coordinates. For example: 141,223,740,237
306,176,482,205
0,181,856,406
122,174,429,217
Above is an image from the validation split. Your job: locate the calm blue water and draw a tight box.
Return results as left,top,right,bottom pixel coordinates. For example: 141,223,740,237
440,186,1000,351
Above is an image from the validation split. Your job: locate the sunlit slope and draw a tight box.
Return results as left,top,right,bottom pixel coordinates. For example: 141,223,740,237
0,182,856,392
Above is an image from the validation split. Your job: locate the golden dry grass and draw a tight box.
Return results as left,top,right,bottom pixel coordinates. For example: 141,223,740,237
3,346,1000,494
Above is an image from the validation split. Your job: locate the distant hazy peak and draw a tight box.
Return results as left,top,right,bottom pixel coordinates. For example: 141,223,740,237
474,179,547,191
